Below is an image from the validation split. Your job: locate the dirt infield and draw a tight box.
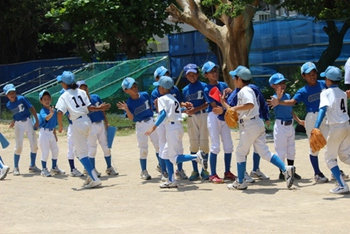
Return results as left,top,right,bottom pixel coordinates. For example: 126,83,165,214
0,125,350,234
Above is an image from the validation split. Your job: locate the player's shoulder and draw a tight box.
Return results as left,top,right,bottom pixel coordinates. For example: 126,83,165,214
139,91,149,98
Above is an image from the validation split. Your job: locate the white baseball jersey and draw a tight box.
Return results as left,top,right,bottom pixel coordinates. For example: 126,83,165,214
319,87,349,124
236,86,259,120
158,93,182,122
55,89,91,120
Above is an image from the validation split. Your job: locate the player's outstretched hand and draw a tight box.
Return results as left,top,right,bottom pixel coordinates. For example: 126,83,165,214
145,125,157,136
9,121,14,129
100,102,111,110
267,96,279,109
116,101,127,110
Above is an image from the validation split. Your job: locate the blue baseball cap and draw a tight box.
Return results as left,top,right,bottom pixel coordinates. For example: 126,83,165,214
201,61,218,74
61,71,75,85
229,66,252,81
183,63,198,75
39,89,51,100
301,62,317,74
269,73,288,86
154,66,168,79
153,76,174,89
122,77,137,90
3,83,16,95
56,75,62,83
76,80,87,88
320,66,342,81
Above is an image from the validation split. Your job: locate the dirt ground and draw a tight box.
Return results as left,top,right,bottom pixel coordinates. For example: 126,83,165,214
0,124,350,234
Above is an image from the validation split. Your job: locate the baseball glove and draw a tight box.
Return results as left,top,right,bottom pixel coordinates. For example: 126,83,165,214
225,108,238,128
310,128,327,152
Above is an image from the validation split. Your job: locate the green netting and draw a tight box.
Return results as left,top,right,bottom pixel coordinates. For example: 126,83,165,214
25,56,169,112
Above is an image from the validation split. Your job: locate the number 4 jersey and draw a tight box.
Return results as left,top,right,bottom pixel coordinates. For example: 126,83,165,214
158,93,182,122
56,88,91,121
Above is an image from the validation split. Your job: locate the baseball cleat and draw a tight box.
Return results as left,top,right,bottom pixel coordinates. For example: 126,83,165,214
140,170,151,180
189,171,200,181
29,165,41,173
224,171,237,181
41,168,52,177
250,169,270,180
84,179,102,189
209,174,224,184
200,169,210,180
13,167,20,176
69,168,84,177
331,170,349,180
0,165,10,180
159,181,178,189
329,184,349,194
284,166,295,188
50,167,66,175
315,173,329,183
244,172,255,183
227,180,248,190
155,164,161,173
106,167,119,176
175,169,188,180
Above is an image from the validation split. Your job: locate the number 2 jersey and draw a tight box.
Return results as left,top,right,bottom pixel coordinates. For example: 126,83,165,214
55,88,91,121
158,93,182,122
319,86,349,125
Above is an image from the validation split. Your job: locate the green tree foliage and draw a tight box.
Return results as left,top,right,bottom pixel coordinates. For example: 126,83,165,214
266,0,350,73
42,0,180,61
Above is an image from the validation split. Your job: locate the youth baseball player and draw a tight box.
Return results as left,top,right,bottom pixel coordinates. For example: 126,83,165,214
117,77,159,181
77,81,118,176
314,66,350,194
3,83,40,175
203,61,235,184
226,69,271,183
38,90,65,177
59,88,84,177
269,62,348,183
182,63,210,181
223,66,295,190
151,66,188,180
269,73,303,180
145,76,204,188
56,71,111,188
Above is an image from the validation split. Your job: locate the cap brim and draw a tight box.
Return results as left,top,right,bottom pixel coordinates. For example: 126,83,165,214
320,72,326,77
185,69,197,74
229,71,237,78
5,88,16,95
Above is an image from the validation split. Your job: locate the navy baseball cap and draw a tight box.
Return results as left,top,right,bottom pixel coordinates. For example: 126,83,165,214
301,62,317,74
153,76,174,89
201,61,218,74
320,66,342,81
77,80,87,88
61,71,75,85
3,83,16,95
269,73,288,86
39,89,51,100
229,66,252,80
183,64,198,75
154,66,168,79
122,77,137,90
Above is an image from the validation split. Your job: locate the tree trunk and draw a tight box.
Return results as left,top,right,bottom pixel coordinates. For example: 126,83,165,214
317,21,350,73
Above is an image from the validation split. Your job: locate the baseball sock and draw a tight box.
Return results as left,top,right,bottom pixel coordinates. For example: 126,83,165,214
165,159,175,182
176,154,197,164
140,159,147,171
191,152,199,173
287,159,294,166
270,154,286,171
309,155,321,175
252,152,260,171
224,153,232,173
156,153,161,166
80,157,97,181
0,159,4,169
104,156,111,168
30,152,37,167
210,152,217,176
68,159,75,171
160,157,167,174
237,162,246,183
331,166,344,187
14,154,20,168
0,156,3,163
52,159,57,169
203,153,208,170
89,157,96,168
41,160,47,169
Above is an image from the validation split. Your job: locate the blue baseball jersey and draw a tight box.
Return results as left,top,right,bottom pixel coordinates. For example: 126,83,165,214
126,91,154,122
151,86,183,111
204,82,228,121
273,93,293,120
6,95,33,121
226,84,270,121
88,94,105,123
39,107,58,129
293,80,327,113
182,80,207,108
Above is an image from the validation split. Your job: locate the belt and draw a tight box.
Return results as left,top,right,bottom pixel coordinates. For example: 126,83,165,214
138,117,151,123
170,122,175,125
77,116,82,119
239,117,256,124
16,118,29,122
194,110,206,115
43,128,54,131
92,120,103,124
281,120,293,126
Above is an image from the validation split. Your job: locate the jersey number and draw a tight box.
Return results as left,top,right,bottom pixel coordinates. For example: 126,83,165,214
340,99,346,113
175,101,180,113
72,96,86,108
